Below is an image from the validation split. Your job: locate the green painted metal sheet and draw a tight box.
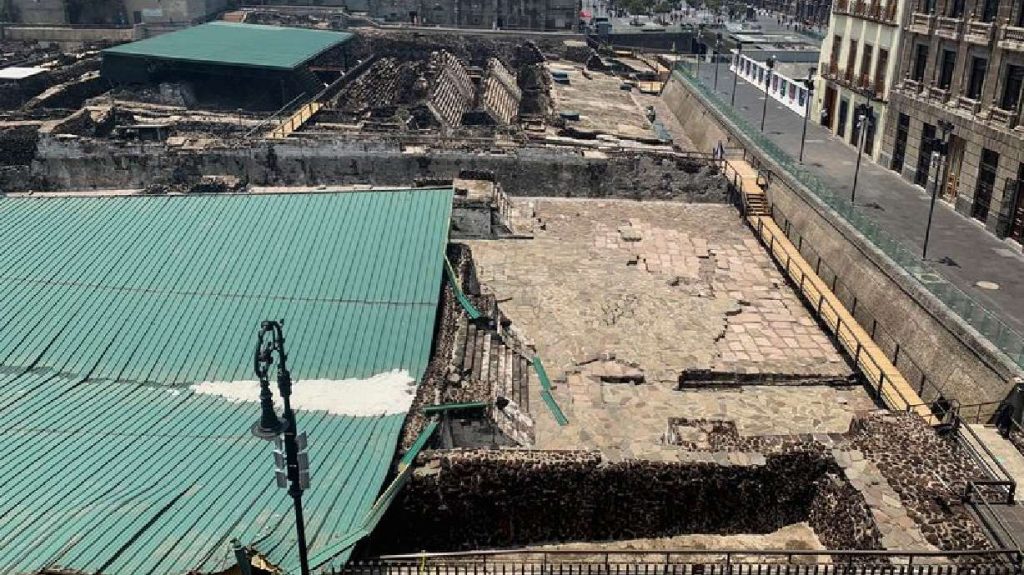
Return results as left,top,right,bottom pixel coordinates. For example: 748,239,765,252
532,357,569,426
444,256,483,320
101,22,353,71
0,189,453,575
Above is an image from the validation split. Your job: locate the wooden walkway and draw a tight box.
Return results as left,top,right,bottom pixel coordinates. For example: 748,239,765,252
722,157,934,423
267,100,322,139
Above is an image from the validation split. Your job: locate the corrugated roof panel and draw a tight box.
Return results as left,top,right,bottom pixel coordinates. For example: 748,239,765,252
0,189,453,575
101,22,353,71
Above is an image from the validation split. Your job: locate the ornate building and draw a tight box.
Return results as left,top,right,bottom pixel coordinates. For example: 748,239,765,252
882,0,1024,243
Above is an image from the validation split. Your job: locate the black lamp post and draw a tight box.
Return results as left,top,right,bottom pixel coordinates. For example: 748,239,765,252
850,96,875,205
696,23,704,79
798,67,815,163
760,55,775,132
922,119,954,260
731,42,743,106
252,320,311,575
713,32,723,92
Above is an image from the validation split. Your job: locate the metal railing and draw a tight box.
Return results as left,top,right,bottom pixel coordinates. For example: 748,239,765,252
672,61,1024,372
347,549,1023,571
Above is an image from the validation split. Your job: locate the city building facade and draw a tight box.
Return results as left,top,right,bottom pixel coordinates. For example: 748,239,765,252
368,0,579,29
880,0,1024,244
8,0,228,25
812,0,904,162
756,0,832,29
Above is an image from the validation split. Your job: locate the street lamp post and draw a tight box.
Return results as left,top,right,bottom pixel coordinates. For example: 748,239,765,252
798,67,815,163
850,98,875,205
731,42,743,106
922,119,954,260
252,320,312,575
695,23,705,79
713,32,723,92
760,55,775,132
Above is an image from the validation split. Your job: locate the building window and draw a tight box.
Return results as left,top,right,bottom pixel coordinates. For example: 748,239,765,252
798,87,806,106
876,48,889,90
966,57,987,99
920,0,935,12
860,44,873,79
1001,64,1024,110
789,82,796,99
892,113,910,173
947,0,965,17
831,35,842,66
847,39,858,74
973,148,999,222
915,123,936,186
938,49,956,90
980,0,998,21
912,44,928,82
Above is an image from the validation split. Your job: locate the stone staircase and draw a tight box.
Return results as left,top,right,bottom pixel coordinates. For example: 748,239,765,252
446,290,535,445
481,58,522,125
427,50,475,127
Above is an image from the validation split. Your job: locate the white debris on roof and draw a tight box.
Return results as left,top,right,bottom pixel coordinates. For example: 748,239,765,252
191,369,417,416
0,67,47,80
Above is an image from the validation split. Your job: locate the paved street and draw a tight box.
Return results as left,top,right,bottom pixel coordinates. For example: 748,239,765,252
689,60,1024,346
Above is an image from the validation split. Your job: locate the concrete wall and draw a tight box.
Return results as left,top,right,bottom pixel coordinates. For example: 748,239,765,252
23,136,729,201
663,73,1024,410
1,25,138,45
9,0,67,24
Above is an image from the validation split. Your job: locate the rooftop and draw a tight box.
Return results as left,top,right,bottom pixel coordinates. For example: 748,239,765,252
101,22,353,71
0,189,453,575
0,66,46,80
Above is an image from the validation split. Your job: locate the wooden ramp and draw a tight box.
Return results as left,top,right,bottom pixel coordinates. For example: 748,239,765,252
267,100,322,140
722,158,935,424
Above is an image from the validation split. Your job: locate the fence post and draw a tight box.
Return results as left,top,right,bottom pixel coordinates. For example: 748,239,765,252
893,343,900,365
815,256,822,274
817,294,825,316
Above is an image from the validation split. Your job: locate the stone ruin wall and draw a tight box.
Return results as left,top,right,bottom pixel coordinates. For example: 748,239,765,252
20,137,730,202
481,58,522,125
372,448,882,556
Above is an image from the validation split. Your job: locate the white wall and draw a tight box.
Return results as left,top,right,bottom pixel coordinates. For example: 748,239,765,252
730,53,813,117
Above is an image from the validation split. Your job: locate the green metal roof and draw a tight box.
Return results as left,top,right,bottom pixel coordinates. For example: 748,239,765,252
0,189,453,575
101,22,353,71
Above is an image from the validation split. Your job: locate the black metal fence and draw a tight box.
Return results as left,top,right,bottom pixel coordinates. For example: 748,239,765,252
341,549,1023,575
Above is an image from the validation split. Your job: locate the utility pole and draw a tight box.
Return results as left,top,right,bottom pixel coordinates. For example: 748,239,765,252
850,99,874,205
731,42,743,107
713,32,723,92
922,119,954,260
798,67,815,163
252,321,311,575
760,55,775,132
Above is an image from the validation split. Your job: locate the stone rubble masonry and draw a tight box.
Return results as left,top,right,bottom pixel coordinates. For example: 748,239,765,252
375,448,883,557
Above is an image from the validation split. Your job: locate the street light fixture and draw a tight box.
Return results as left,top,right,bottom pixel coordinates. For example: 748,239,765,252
798,67,815,163
730,42,743,107
850,95,875,205
252,320,312,575
922,119,955,260
713,32,723,92
760,55,775,132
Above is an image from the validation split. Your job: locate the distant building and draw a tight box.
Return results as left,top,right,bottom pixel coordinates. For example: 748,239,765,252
881,0,1024,243
8,0,229,26
812,0,905,162
368,0,580,30
756,0,832,29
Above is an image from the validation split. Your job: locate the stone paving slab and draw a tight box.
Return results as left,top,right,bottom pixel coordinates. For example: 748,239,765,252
467,200,851,385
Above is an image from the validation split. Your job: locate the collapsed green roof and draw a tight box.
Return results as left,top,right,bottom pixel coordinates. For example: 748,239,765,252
101,22,353,70
0,189,453,575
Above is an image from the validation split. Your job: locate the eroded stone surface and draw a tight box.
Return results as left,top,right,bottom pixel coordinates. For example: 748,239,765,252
467,200,850,384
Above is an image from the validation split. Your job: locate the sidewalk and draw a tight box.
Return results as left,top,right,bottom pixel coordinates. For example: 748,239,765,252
688,60,1024,351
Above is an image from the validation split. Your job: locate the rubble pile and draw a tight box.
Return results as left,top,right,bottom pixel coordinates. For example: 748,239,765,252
377,448,879,553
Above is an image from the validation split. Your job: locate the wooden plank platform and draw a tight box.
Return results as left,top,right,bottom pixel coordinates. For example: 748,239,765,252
720,159,934,424
267,100,322,139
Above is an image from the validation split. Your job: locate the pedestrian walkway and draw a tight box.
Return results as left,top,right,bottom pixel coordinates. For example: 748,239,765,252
686,60,1024,368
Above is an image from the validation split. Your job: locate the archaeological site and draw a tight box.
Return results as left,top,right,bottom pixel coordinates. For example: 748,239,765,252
2,6,1024,575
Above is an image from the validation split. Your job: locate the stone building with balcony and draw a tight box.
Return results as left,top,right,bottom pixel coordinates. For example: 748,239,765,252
812,0,904,162
882,0,1024,245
